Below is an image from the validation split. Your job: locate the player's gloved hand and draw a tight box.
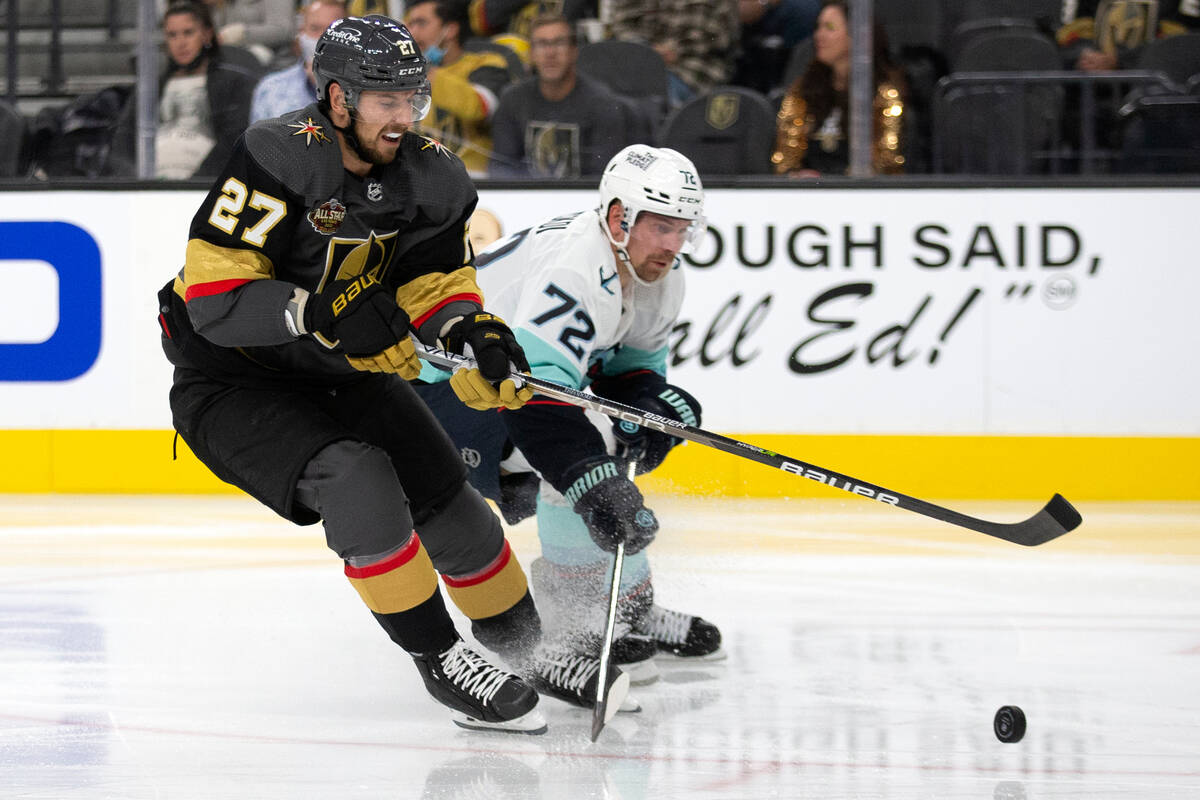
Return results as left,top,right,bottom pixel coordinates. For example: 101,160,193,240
611,383,702,473
561,456,658,555
442,312,534,411
305,274,420,379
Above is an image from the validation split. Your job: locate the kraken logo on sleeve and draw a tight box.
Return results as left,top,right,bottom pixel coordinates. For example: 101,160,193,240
316,230,400,291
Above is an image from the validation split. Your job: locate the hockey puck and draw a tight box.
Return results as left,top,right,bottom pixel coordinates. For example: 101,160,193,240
994,705,1026,743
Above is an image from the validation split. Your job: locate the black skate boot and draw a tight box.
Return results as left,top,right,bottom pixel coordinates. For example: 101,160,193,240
574,625,660,685
634,605,725,660
412,638,547,734
525,645,636,723
529,557,660,684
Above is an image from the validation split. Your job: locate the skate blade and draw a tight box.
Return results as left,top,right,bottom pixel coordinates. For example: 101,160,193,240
657,646,727,663
604,671,632,723
451,707,548,735
618,658,661,686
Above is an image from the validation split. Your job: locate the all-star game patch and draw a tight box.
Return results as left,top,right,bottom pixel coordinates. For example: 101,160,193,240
308,198,346,235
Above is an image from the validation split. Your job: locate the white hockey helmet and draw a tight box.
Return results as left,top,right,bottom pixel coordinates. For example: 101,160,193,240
599,145,707,254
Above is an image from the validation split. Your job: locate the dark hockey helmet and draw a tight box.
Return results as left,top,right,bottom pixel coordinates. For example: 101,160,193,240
313,15,431,117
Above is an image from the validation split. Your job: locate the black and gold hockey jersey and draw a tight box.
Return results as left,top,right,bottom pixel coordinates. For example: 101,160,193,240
1058,0,1200,56
160,104,485,390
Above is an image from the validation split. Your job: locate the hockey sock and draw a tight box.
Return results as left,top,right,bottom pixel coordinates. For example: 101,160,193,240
344,532,457,655
441,539,529,620
469,590,542,669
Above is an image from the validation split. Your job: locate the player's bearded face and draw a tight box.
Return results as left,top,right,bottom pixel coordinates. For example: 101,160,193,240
627,212,693,282
349,90,427,164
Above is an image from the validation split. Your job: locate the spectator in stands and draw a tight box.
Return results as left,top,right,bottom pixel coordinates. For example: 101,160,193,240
153,1,260,179
489,14,635,177
608,0,740,106
771,0,906,176
1057,0,1200,71
733,0,820,95
405,0,516,175
467,0,595,45
199,0,297,66
346,0,389,14
249,0,346,122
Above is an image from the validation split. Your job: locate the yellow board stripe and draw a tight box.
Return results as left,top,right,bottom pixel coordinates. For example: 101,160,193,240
1,430,1196,500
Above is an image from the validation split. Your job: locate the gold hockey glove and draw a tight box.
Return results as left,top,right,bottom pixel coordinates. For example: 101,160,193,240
442,312,533,410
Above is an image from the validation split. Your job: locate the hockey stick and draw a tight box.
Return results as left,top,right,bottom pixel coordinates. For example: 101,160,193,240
414,343,1082,546
590,457,640,742
591,538,625,742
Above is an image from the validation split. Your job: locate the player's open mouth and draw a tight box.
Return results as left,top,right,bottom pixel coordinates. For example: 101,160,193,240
382,132,403,143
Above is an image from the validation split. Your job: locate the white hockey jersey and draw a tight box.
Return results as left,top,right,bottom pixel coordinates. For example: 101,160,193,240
457,209,686,389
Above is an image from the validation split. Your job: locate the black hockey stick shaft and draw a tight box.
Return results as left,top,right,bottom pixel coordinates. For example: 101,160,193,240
415,344,1082,546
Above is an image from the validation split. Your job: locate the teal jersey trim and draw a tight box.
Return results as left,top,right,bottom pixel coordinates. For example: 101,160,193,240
599,344,669,379
417,360,451,383
516,329,584,388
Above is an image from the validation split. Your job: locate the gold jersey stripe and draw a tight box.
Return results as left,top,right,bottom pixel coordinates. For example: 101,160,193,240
397,266,482,327
182,239,276,292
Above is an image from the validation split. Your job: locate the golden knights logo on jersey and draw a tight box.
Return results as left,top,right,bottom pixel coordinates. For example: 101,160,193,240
527,122,581,178
1096,0,1158,50
318,230,400,290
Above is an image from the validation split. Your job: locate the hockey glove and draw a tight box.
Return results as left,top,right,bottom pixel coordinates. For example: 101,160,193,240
305,274,420,379
611,383,702,473
561,456,658,555
442,312,534,411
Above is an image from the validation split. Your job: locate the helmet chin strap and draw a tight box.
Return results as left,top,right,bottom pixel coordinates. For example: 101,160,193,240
332,100,379,165
599,208,660,288
600,209,667,291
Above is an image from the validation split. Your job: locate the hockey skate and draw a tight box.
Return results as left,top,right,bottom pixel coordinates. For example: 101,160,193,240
525,644,638,722
573,624,660,685
529,556,660,685
634,605,725,661
412,638,547,734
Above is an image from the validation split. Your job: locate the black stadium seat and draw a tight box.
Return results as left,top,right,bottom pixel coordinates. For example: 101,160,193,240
0,99,28,177
657,86,777,174
1137,33,1200,86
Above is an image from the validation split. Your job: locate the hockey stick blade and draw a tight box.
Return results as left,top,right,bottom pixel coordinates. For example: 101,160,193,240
414,343,1083,546
590,539,625,742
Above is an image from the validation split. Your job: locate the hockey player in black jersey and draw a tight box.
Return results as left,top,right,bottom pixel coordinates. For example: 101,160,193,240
156,14,629,733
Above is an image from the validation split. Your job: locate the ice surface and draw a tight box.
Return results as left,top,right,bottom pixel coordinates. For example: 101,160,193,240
2,494,1198,799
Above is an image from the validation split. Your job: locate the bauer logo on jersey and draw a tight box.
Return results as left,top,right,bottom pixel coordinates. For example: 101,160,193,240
288,117,331,146
309,198,347,235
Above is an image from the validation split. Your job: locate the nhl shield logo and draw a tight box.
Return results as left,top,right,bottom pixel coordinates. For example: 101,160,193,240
706,93,740,131
308,198,346,235
366,180,384,202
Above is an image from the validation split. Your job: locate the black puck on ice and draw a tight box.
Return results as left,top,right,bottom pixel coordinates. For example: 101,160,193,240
994,705,1026,743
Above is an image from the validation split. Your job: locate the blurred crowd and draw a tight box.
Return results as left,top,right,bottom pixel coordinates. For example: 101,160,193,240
2,0,1199,180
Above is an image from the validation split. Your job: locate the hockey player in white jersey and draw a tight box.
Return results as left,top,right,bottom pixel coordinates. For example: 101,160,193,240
415,145,723,684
